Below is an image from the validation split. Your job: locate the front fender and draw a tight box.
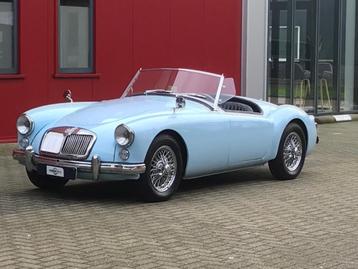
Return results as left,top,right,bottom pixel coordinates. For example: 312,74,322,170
113,110,231,179
113,113,183,164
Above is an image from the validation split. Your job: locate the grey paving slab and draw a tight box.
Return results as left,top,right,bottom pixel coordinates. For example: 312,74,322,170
0,122,358,268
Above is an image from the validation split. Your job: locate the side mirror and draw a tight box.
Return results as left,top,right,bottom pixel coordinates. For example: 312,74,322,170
63,89,73,103
175,96,186,110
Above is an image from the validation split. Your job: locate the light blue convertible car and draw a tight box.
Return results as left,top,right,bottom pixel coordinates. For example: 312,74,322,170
13,68,318,201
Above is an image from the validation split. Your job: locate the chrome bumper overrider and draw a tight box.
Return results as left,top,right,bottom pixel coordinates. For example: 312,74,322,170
13,146,146,181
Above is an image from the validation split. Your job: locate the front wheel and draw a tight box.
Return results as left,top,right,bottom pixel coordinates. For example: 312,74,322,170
139,135,183,202
269,123,307,180
26,170,69,190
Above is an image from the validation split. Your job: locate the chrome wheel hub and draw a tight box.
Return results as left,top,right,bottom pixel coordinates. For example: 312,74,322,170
283,132,303,172
149,146,177,193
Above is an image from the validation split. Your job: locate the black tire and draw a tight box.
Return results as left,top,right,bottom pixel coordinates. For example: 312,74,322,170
269,123,307,180
26,170,69,191
139,135,183,202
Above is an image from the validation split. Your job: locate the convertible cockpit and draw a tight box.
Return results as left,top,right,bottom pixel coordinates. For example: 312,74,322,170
219,97,262,113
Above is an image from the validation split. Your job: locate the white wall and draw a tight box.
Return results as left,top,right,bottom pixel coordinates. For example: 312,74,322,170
241,0,268,100
344,0,356,110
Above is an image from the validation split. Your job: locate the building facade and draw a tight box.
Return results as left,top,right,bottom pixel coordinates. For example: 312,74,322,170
0,0,242,141
0,0,357,142
243,0,358,116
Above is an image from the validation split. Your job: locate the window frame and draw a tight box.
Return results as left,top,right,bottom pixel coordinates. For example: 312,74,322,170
0,0,18,74
57,0,94,74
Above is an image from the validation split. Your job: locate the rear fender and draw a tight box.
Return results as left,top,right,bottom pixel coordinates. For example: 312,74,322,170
267,105,317,160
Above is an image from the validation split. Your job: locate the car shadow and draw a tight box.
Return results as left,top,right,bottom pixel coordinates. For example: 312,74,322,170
17,166,275,204
179,166,275,193
20,180,140,204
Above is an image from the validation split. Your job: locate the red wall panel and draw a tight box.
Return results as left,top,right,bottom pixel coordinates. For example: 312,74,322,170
133,0,171,69
0,0,242,142
170,0,206,69
94,0,133,100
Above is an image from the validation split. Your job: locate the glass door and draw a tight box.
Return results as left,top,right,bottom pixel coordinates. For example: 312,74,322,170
316,0,338,113
340,0,358,112
268,0,358,115
268,0,292,105
292,0,316,113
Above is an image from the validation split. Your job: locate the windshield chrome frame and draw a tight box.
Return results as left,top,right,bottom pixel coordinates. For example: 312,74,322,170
121,68,142,98
122,68,225,110
213,74,225,110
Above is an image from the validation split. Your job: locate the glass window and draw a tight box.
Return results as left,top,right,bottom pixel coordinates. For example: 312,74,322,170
268,0,358,114
0,0,17,73
59,0,93,73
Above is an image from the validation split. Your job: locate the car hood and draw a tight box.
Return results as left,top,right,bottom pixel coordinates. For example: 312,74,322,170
53,95,176,127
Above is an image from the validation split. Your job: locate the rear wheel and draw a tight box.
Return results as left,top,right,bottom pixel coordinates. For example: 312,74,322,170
26,170,69,190
269,123,307,180
139,135,183,202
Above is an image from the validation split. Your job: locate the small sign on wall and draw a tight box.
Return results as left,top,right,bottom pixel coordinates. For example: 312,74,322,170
333,115,352,122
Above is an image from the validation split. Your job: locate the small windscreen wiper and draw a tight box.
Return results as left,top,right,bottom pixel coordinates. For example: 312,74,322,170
186,93,215,102
186,93,206,99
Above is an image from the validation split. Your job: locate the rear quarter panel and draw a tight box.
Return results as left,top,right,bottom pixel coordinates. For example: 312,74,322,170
265,105,317,160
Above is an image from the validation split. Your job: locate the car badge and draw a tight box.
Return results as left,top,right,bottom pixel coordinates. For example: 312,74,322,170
64,127,78,136
48,167,61,176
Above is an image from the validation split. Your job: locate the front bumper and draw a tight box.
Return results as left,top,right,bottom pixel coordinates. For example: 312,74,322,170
13,146,146,181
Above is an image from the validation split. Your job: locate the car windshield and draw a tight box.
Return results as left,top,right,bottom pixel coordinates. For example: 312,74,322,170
122,68,236,108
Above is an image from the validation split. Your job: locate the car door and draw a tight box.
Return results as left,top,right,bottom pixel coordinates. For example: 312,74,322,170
225,112,274,167
178,111,231,178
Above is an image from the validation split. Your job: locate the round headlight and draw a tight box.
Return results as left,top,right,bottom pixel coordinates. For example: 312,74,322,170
115,124,134,147
16,114,33,135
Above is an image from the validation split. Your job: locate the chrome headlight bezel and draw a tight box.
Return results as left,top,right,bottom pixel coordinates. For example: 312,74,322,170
16,114,33,135
114,124,135,147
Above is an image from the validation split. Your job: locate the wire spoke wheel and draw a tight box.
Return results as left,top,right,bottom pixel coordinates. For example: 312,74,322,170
283,132,303,172
269,123,307,180
149,145,177,193
140,134,183,201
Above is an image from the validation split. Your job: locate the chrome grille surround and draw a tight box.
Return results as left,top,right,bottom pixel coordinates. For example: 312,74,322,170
40,127,96,160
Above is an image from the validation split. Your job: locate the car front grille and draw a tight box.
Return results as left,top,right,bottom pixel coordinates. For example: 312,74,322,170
61,134,93,156
40,127,96,160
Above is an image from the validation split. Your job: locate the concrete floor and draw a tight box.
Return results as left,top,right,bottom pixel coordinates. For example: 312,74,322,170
0,122,358,268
